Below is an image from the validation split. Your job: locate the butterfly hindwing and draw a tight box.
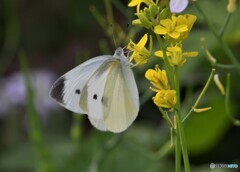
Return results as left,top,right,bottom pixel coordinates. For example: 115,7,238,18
79,59,119,119
102,62,139,132
88,117,107,131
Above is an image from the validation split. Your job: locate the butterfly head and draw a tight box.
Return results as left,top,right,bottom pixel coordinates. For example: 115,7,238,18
114,47,124,57
114,47,131,66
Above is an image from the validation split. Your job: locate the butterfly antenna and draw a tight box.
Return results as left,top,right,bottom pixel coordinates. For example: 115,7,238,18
126,22,130,33
110,23,117,48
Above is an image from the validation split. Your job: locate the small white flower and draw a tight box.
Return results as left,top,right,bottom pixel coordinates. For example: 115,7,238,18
170,0,189,13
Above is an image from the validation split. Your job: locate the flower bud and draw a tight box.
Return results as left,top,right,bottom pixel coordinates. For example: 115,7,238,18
138,11,153,29
227,0,236,13
214,74,225,95
193,107,212,113
153,90,177,108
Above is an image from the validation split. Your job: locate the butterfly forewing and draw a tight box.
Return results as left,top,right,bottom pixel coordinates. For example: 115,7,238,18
50,56,111,114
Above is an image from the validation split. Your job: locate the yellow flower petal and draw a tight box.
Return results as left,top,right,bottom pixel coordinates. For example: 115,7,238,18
154,25,167,34
137,34,148,48
154,50,164,57
183,51,198,57
184,14,197,31
167,46,181,52
145,69,156,80
155,50,171,57
145,65,170,91
168,31,180,39
175,25,188,32
171,15,177,22
128,0,141,7
127,34,150,65
160,19,171,27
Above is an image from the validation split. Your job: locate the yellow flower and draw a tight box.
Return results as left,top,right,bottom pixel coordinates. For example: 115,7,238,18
176,14,197,39
127,34,151,65
154,15,188,39
155,46,198,67
128,0,154,14
145,65,169,91
153,90,177,108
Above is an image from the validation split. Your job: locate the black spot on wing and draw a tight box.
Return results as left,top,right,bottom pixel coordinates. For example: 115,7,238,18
75,89,81,94
50,77,65,104
93,94,97,100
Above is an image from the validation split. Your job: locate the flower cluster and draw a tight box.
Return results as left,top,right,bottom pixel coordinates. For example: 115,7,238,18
127,0,197,109
153,13,198,67
127,34,151,65
145,65,177,108
155,45,198,67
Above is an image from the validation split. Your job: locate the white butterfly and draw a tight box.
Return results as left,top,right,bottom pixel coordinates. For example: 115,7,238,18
50,47,139,133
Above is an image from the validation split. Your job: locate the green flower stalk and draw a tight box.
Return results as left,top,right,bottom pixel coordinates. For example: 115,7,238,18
127,0,201,171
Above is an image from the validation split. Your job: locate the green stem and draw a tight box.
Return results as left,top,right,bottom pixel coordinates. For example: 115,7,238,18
193,1,240,73
153,140,173,160
104,0,114,25
123,139,173,161
104,0,117,46
89,134,123,172
140,89,155,106
159,107,174,129
225,74,240,126
219,13,232,38
19,51,53,172
165,0,170,9
90,6,107,33
175,113,190,172
182,68,215,122
65,114,83,172
155,34,175,87
174,67,190,172
175,126,181,172
214,63,236,69
0,0,20,75
112,0,129,17
70,114,83,147
225,74,231,117
174,68,180,109
174,67,182,172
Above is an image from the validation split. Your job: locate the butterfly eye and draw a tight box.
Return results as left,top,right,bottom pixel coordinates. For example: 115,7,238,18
93,94,98,100
75,89,81,94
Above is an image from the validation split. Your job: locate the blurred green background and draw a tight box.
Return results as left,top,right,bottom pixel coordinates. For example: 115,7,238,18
0,0,239,171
